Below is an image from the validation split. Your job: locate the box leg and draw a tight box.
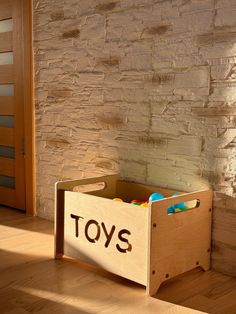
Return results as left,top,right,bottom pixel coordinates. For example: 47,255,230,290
200,257,211,272
146,275,163,297
54,189,65,259
55,253,63,260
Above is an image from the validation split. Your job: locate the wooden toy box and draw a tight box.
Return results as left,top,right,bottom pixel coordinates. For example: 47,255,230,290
55,174,212,296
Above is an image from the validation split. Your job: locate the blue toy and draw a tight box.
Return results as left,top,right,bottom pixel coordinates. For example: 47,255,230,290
149,192,186,214
172,193,186,210
167,205,175,214
149,192,164,202
149,193,176,214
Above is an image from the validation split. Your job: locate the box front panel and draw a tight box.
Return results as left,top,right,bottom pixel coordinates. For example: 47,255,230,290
64,191,148,285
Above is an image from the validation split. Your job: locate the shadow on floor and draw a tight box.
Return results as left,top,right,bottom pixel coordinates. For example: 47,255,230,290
0,206,53,235
155,267,236,314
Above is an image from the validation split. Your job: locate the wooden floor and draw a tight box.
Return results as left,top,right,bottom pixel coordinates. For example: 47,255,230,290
0,207,236,314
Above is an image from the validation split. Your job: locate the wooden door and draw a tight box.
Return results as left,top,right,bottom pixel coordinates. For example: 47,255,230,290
0,0,26,210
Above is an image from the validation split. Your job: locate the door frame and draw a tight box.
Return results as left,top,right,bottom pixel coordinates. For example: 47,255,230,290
22,0,35,215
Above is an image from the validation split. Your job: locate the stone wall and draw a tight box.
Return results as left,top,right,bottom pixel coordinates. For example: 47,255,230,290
33,0,236,275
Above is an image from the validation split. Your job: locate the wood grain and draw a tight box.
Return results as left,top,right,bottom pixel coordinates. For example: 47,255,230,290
12,0,26,210
0,127,14,146
22,0,35,215
56,175,213,296
1,206,236,314
0,96,14,115
0,0,12,20
64,190,148,285
0,64,14,83
0,156,14,176
147,190,213,296
0,187,15,206
0,0,29,211
0,32,12,52
116,180,184,202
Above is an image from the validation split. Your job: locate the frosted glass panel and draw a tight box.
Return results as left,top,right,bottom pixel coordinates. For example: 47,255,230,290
0,19,13,33
0,145,14,158
0,84,14,96
0,175,15,188
0,116,14,128
0,52,13,65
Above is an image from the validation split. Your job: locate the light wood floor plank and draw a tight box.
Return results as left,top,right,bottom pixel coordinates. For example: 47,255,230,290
0,206,236,314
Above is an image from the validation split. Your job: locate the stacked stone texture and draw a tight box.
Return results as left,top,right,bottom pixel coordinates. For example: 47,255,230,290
34,0,236,275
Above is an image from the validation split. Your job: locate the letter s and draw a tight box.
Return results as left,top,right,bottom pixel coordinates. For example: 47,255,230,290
116,229,132,253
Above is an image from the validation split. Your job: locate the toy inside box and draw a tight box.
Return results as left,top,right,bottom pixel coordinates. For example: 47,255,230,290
55,174,212,296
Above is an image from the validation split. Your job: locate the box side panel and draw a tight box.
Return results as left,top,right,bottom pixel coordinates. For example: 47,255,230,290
64,191,148,285
116,180,184,202
58,175,118,199
147,190,212,296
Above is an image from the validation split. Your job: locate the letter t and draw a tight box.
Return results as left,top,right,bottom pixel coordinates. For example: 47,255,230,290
70,214,84,238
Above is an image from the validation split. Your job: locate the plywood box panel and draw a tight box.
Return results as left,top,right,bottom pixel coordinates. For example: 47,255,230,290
55,175,212,296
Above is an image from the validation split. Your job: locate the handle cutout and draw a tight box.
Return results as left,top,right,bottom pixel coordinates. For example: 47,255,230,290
73,182,107,193
168,198,200,214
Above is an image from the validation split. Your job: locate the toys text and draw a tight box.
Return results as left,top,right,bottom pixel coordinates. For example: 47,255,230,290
70,214,132,253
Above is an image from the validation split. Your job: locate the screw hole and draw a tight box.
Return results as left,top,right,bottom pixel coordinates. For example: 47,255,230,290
153,223,157,228
207,248,211,253
165,274,169,279
152,270,156,275
196,261,199,265
209,208,212,212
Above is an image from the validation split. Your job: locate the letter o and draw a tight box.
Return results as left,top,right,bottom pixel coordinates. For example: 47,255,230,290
85,219,101,243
